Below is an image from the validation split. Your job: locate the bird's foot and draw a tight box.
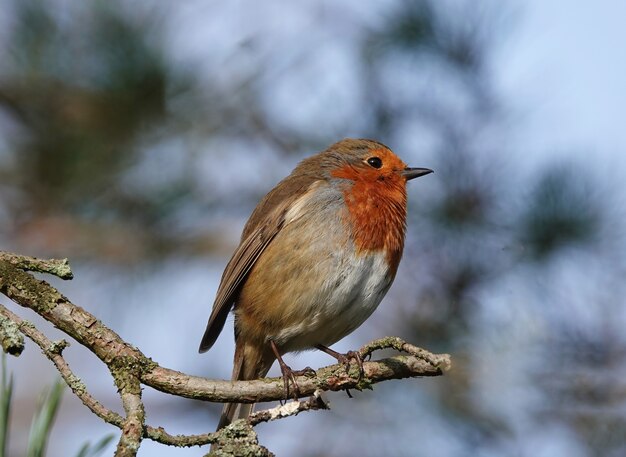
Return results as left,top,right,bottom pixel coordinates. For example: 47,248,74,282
270,341,315,401
315,345,364,380
279,362,300,402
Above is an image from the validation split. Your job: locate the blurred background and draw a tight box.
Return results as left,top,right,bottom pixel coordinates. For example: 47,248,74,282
1,0,625,455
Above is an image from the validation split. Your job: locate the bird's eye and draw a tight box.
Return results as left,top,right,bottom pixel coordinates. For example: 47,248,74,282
367,157,383,169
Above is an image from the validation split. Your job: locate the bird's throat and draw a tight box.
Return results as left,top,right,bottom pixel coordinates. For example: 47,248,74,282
341,179,407,276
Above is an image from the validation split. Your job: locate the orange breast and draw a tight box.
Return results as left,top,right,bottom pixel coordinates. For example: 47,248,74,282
332,165,408,277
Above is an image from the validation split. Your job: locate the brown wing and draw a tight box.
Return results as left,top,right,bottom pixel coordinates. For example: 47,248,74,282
198,172,321,353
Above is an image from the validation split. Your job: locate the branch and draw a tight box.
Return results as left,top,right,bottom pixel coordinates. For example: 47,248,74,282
143,348,447,403
115,380,144,457
0,252,451,454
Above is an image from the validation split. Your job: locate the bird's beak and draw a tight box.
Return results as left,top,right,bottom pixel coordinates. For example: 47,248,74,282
401,167,434,181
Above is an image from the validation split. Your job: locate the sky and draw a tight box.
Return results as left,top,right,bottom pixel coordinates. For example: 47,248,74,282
495,0,626,170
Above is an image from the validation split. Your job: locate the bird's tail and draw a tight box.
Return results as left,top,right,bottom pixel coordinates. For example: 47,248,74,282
216,341,275,430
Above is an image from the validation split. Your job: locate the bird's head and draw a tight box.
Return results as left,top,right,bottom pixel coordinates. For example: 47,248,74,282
319,138,433,185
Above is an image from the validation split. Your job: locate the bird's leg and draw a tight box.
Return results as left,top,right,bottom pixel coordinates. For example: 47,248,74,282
269,340,315,401
315,344,364,380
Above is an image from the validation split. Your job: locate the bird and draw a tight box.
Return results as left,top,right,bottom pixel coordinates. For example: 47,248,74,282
198,138,432,430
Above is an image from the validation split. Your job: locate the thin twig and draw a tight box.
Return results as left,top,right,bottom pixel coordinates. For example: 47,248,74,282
0,252,73,280
359,336,452,371
248,392,330,426
0,304,222,448
0,304,125,426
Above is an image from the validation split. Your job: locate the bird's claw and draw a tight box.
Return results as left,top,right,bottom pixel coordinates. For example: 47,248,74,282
338,350,365,380
316,345,365,380
278,363,313,401
283,366,298,401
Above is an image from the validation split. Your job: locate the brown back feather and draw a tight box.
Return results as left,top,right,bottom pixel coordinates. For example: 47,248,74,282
198,172,321,352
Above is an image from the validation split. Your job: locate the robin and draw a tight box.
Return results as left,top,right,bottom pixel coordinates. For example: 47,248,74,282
199,138,432,429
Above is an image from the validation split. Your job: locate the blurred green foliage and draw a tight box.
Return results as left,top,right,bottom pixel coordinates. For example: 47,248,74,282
73,435,115,457
26,379,65,457
5,1,172,214
0,0,203,262
0,356,13,457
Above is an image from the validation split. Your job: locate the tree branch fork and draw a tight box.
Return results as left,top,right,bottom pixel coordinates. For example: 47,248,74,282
0,251,451,456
